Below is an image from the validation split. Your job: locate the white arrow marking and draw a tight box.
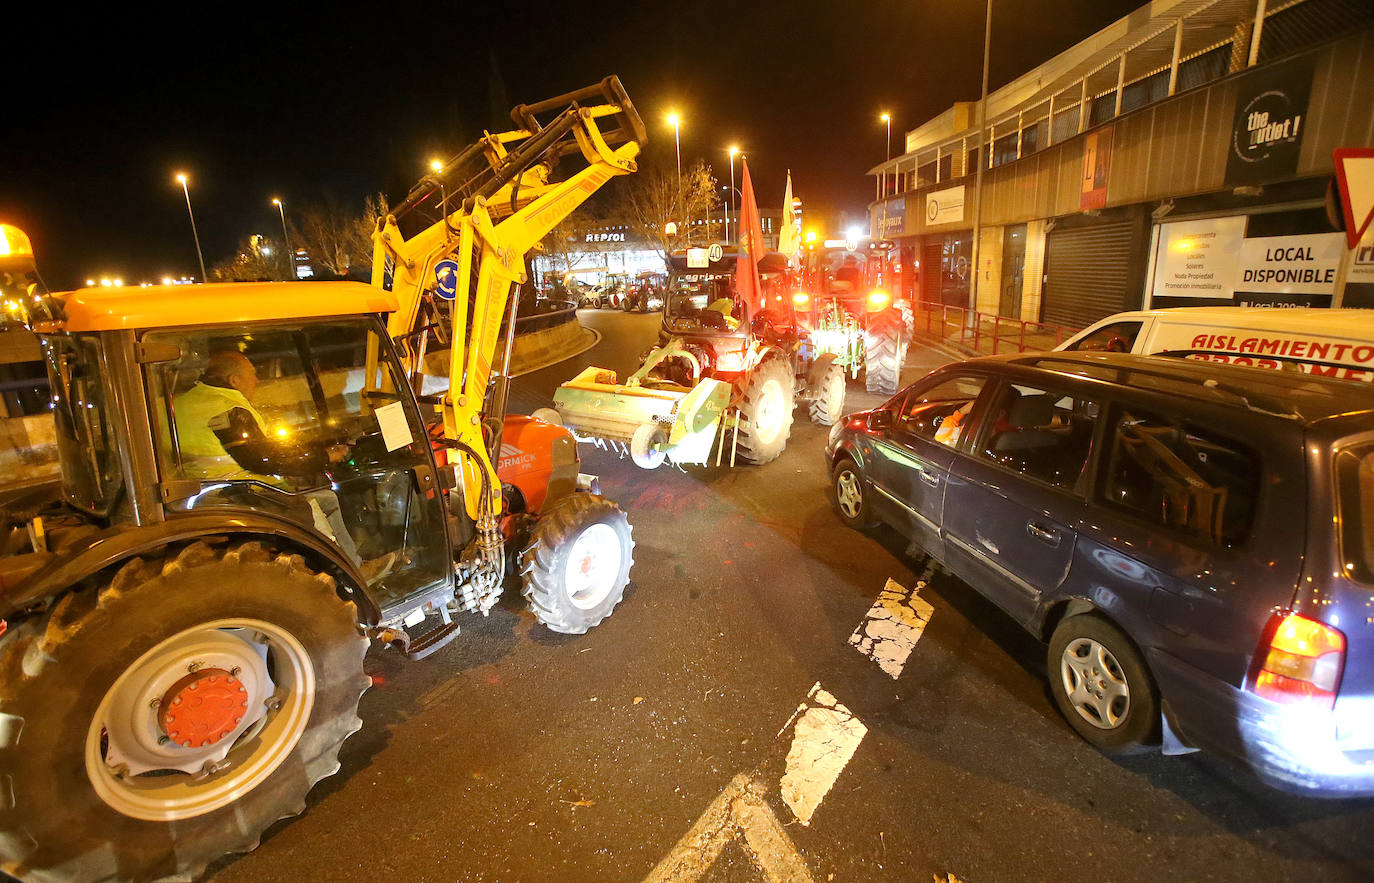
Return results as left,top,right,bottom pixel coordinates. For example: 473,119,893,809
643,773,814,883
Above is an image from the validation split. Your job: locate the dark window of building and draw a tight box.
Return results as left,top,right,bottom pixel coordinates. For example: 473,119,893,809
1176,43,1230,92
1121,68,1169,114
993,132,1019,166
1100,406,1259,548
917,160,936,187
1051,107,1081,144
938,153,954,181
1258,0,1374,65
1021,120,1047,156
966,146,982,175
1088,92,1117,127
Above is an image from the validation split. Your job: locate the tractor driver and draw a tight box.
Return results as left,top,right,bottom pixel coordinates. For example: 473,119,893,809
173,350,379,575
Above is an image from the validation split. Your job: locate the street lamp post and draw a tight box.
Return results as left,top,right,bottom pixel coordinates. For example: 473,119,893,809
272,197,293,281
970,0,993,314
667,113,683,243
176,173,207,283
727,145,739,244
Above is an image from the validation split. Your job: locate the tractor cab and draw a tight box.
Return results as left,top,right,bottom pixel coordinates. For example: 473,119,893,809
11,281,453,619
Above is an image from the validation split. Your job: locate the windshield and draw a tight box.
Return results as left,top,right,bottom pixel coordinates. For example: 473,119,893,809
47,335,122,514
1336,443,1374,584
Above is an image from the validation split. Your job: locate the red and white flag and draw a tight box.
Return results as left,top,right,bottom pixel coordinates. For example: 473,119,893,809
734,159,766,318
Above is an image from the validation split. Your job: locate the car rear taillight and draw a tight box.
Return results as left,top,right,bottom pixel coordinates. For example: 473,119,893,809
1251,612,1346,709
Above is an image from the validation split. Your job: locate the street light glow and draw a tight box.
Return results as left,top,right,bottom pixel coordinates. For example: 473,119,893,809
728,144,739,157
880,111,890,122
430,158,444,172
271,197,281,206
666,112,680,129
175,172,187,185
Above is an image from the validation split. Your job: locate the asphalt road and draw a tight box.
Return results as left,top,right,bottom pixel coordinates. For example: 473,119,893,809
207,309,1374,883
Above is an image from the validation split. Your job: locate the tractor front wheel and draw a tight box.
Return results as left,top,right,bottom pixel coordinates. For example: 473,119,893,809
737,357,795,464
809,359,847,426
0,541,369,883
522,493,635,634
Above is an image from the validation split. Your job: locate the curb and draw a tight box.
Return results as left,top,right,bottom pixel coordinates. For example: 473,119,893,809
511,325,602,377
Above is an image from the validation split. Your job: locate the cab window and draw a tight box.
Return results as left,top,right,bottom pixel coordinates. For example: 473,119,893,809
1066,321,1142,353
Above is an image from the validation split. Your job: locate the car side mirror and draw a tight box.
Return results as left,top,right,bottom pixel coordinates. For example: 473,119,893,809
868,410,893,431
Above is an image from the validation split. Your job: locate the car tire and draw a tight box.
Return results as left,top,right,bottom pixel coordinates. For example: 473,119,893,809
1047,614,1159,754
0,541,369,882
830,458,876,529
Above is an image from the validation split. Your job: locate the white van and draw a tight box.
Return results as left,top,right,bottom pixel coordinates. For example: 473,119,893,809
1057,307,1374,383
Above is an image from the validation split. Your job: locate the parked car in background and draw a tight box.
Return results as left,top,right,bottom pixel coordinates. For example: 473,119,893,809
1058,307,1374,384
826,351,1374,796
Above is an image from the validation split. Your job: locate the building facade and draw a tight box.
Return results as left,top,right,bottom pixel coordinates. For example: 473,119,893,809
870,0,1374,328
534,212,784,287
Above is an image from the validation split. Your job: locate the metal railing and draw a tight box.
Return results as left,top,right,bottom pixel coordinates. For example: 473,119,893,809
913,301,1079,355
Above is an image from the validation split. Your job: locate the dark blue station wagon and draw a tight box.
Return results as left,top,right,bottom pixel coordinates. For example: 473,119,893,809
826,352,1374,796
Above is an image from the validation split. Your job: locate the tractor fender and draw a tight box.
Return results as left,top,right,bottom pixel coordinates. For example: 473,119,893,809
805,351,839,393
0,510,381,625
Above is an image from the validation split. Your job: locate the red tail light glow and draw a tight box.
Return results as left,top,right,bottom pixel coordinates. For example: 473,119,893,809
1252,612,1346,708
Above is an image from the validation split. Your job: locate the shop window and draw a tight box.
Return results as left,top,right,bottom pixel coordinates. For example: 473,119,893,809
1020,120,1046,157
993,132,1019,167
1258,0,1374,66
1176,44,1229,92
1051,107,1080,144
1087,93,1117,127
1121,69,1169,114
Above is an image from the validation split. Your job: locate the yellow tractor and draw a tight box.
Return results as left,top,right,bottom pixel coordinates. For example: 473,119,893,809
0,77,643,881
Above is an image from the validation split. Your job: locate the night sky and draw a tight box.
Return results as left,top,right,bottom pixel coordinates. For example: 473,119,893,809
5,0,1141,290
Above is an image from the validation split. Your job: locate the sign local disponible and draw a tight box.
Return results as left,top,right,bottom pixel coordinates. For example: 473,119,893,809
1236,232,1343,294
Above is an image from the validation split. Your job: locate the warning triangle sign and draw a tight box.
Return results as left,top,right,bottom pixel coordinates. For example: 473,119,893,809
1335,148,1374,250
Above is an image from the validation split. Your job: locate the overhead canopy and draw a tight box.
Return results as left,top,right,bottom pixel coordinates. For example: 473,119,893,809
55,281,399,332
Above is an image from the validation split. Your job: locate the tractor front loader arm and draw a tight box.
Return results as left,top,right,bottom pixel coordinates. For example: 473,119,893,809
368,76,644,524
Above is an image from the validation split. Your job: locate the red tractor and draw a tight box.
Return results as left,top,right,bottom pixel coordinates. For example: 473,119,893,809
795,241,911,396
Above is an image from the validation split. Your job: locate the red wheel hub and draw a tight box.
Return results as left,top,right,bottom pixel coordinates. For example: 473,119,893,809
158,668,250,748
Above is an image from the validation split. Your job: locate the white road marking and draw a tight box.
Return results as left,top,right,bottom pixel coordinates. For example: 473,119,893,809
848,571,935,680
779,683,867,826
643,773,815,883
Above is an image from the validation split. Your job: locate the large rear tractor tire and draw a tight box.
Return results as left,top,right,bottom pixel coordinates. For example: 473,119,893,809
737,357,795,465
808,359,847,427
864,308,905,396
522,493,635,634
0,540,369,883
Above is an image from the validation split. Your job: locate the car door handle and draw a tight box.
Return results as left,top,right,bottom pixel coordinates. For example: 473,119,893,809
912,464,941,487
1026,521,1061,548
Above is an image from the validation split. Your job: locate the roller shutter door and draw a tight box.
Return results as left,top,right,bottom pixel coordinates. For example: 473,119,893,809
1042,218,1136,327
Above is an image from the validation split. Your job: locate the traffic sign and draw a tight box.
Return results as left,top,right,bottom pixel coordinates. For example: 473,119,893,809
434,259,459,300
1335,148,1374,250
707,243,723,262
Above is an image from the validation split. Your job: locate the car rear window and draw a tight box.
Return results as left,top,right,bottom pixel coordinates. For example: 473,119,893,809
1335,444,1374,584
1099,406,1260,548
